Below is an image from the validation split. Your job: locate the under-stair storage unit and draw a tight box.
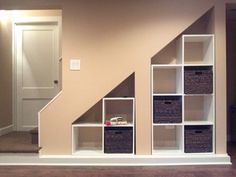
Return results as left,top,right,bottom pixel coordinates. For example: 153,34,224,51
103,97,135,154
72,97,135,155
152,34,215,155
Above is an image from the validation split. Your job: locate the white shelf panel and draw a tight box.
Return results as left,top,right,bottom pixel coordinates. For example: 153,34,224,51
152,149,183,155
153,123,182,126
183,34,214,42
103,97,135,101
104,123,133,127
103,153,135,156
152,64,182,68
73,149,103,156
184,121,214,125
72,123,103,127
184,152,214,155
184,64,214,67
184,94,214,96
153,93,182,96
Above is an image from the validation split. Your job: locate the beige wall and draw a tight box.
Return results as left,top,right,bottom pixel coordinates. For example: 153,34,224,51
214,0,227,154
0,0,229,155
0,10,61,129
0,12,13,128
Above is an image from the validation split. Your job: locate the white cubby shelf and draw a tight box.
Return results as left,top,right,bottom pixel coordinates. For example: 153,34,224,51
72,97,135,156
72,126,103,156
152,125,183,155
151,34,215,155
152,65,182,95
183,34,214,65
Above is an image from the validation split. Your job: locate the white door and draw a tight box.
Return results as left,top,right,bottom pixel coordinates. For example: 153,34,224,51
14,19,60,131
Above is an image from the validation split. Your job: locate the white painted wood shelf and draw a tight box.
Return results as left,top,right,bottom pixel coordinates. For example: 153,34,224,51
72,123,103,127
72,97,135,156
151,34,215,155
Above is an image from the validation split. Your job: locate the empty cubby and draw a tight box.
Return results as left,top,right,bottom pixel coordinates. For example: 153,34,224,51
152,66,182,94
184,95,214,123
183,35,214,65
73,127,103,155
153,125,182,154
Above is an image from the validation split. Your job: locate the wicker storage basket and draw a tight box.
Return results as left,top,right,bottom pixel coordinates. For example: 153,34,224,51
104,127,133,153
153,96,182,123
184,66,213,94
184,125,213,153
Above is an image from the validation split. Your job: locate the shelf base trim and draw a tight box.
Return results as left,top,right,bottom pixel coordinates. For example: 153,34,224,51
0,153,231,166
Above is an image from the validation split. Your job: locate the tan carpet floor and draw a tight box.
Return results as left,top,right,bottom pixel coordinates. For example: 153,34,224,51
0,131,39,153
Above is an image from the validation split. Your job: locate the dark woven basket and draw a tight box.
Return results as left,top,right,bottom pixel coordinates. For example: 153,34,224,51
230,106,236,142
104,127,133,153
153,96,182,123
184,66,213,94
184,125,213,153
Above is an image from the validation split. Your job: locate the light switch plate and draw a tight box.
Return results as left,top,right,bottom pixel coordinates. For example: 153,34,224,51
70,59,80,71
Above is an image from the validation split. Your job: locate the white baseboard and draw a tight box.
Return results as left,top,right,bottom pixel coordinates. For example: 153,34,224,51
0,125,13,136
0,153,231,166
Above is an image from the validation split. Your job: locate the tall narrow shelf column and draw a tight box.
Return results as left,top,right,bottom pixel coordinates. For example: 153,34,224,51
183,34,215,154
103,97,135,154
151,37,184,155
151,34,215,155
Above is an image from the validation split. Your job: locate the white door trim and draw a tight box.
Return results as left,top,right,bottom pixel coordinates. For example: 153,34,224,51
12,16,62,131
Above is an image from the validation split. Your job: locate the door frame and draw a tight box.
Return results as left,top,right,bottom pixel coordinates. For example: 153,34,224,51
12,16,62,131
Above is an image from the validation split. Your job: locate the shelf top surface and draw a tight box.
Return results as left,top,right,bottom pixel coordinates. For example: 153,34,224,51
184,63,214,67
152,64,182,68
153,123,182,126
184,94,214,97
103,97,135,101
73,150,103,156
151,64,214,67
153,93,182,96
183,34,214,42
72,123,103,127
104,123,134,127
184,121,214,125
152,149,183,155
73,150,135,157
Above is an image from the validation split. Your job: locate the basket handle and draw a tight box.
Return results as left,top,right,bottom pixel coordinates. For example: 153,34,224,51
115,131,122,134
195,130,203,134
164,101,172,104
195,71,203,75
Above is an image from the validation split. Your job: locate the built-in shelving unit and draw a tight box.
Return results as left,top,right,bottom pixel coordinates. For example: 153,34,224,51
72,97,135,155
103,97,135,154
152,34,215,155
